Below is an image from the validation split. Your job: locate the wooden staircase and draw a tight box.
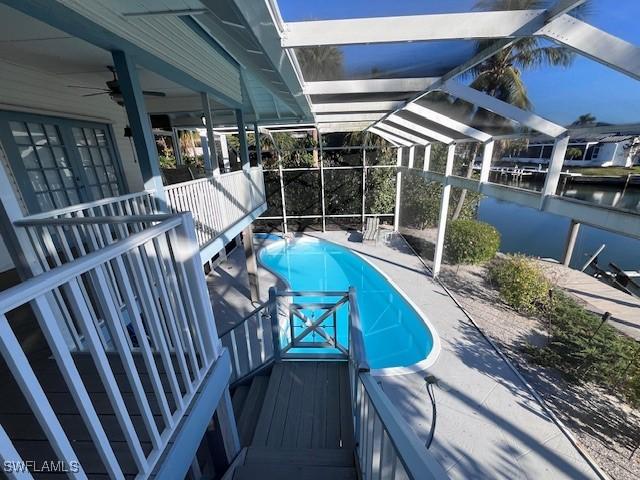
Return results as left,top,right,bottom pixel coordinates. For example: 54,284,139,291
229,361,356,479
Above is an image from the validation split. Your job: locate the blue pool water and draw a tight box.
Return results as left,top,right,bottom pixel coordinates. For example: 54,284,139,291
258,236,438,372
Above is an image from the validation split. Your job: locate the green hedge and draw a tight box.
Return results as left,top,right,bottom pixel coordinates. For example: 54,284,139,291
444,219,500,265
488,254,550,313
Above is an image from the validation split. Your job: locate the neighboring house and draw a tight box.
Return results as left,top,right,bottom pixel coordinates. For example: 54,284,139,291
502,134,640,167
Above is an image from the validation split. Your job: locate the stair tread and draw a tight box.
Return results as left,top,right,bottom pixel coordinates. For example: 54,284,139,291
234,464,357,480
231,385,250,418
237,375,269,446
245,446,354,467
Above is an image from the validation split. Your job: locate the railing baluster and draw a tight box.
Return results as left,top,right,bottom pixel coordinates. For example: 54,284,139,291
0,313,89,480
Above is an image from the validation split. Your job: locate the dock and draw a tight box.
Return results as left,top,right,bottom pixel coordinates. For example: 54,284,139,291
539,261,640,340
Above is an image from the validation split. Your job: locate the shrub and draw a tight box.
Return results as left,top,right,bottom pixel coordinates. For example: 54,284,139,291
488,254,550,313
444,219,500,265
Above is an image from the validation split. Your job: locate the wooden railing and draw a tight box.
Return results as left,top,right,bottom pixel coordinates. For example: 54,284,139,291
0,214,224,479
165,168,266,249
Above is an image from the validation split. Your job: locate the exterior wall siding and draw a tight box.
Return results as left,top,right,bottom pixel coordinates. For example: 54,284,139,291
0,60,146,272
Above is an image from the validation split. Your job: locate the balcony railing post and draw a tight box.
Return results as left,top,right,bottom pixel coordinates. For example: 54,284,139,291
268,287,280,361
173,212,220,359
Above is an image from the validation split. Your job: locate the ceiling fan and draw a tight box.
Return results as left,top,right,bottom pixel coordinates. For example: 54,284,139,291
67,66,166,105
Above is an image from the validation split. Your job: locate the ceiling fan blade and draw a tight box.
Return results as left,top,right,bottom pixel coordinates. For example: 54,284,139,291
68,85,110,91
82,92,110,97
142,91,167,97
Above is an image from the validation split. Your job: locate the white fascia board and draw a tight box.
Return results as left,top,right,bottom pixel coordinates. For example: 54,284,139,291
404,103,492,142
304,78,438,95
377,122,434,146
385,115,454,144
441,81,566,138
319,122,376,133
312,101,403,113
282,10,544,47
538,15,640,81
316,113,386,123
368,127,411,146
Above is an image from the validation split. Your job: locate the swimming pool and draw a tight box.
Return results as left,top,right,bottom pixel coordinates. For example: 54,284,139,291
258,235,440,375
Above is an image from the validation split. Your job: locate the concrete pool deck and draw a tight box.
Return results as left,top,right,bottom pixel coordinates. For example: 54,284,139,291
207,232,602,479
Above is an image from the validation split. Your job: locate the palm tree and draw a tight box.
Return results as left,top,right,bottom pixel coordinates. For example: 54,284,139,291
571,113,597,127
451,0,591,219
296,46,344,81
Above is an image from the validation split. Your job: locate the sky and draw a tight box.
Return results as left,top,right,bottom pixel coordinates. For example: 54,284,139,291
277,0,640,126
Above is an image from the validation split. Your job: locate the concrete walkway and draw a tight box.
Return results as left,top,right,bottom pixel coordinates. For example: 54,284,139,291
210,232,602,479
307,231,601,480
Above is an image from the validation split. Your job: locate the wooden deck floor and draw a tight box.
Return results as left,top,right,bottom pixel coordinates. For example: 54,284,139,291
251,362,354,450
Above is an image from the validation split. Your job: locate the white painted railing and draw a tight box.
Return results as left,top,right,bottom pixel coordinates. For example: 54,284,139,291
22,190,160,220
165,169,266,249
0,214,222,479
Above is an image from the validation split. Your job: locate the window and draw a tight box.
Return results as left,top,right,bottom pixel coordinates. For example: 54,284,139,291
0,112,125,213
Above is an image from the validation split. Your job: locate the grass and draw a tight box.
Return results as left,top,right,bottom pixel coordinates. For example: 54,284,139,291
490,255,640,407
568,166,640,176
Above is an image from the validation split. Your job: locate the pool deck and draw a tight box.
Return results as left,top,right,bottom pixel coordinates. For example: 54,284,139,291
208,232,602,479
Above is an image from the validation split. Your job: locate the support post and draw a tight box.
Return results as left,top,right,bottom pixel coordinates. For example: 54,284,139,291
540,134,570,207
112,50,167,206
480,140,494,183
361,149,367,228
172,128,184,166
219,134,231,173
423,144,431,172
253,123,262,167
200,132,212,174
433,144,456,277
235,109,250,173
278,161,288,234
408,146,415,169
562,220,581,267
268,287,280,360
215,388,241,464
319,131,326,232
393,148,403,231
201,92,220,177
242,225,261,302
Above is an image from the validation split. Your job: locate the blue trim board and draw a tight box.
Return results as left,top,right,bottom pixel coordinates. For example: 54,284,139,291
0,0,242,109
152,349,232,479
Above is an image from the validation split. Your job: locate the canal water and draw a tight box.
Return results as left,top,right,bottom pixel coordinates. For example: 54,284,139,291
476,183,640,272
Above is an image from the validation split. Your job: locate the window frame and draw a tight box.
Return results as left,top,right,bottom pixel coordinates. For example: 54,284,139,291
0,110,127,214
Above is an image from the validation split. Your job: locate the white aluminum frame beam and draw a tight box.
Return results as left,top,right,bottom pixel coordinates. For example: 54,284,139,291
376,123,432,146
282,10,546,47
318,122,375,133
404,103,492,142
540,15,640,81
316,113,386,123
311,101,403,113
304,78,438,95
385,114,455,144
368,127,412,147
441,81,566,138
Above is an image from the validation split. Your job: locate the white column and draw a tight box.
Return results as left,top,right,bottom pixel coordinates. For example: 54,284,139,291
201,93,220,177
219,134,231,173
253,123,262,167
479,140,494,183
361,149,367,227
423,144,431,171
540,135,570,207
408,146,415,168
393,148,403,231
319,132,326,232
433,144,456,278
